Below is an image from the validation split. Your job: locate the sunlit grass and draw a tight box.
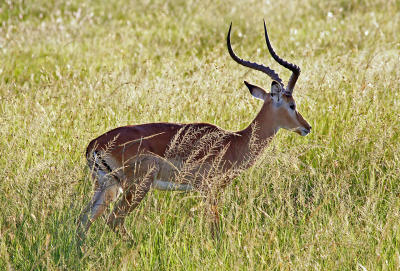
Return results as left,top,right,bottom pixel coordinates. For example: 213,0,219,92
1,0,399,269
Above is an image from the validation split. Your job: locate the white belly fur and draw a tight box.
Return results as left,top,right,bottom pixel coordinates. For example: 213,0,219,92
152,180,194,192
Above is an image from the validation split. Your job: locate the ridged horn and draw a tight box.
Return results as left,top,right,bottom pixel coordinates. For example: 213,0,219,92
227,22,283,85
263,20,300,94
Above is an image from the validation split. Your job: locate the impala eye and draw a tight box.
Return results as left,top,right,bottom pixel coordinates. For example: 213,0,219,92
290,104,296,110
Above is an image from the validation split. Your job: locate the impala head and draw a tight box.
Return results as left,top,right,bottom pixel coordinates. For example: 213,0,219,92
227,21,311,136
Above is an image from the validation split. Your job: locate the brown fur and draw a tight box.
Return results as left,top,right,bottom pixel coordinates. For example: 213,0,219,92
77,91,311,242
77,22,312,241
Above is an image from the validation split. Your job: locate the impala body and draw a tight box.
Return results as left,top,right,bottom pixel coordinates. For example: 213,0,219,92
77,21,311,241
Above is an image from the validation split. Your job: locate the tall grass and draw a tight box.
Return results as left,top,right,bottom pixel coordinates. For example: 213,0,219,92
1,0,399,269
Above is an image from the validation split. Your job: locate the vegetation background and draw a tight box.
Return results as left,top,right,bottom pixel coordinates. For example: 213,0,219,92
1,0,399,269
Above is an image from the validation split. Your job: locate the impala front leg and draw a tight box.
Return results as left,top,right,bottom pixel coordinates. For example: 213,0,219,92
203,189,223,239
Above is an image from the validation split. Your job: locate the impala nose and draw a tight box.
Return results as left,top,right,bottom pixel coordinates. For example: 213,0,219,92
305,124,312,132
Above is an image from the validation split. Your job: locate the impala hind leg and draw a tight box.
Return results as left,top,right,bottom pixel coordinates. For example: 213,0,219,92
106,158,159,237
77,176,122,242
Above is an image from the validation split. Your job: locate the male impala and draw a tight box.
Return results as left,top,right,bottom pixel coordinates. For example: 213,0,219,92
77,21,311,241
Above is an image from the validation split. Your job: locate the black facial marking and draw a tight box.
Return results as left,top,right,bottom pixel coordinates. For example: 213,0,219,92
283,91,292,97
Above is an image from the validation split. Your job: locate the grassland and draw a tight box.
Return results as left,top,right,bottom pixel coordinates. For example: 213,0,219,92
1,0,400,270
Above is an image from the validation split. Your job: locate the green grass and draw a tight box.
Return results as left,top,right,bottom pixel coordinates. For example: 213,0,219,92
1,0,400,269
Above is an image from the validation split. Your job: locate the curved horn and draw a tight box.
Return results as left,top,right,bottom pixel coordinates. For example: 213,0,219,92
227,23,283,85
263,20,300,93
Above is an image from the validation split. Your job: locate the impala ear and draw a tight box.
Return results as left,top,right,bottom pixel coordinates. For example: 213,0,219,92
244,81,267,101
270,81,283,103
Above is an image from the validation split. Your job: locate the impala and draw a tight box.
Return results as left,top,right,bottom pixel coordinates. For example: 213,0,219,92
77,21,311,241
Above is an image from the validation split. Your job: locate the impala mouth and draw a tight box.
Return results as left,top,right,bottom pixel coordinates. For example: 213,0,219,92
298,127,311,136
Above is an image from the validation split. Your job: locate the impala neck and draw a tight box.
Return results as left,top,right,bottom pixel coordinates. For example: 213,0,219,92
236,98,279,160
